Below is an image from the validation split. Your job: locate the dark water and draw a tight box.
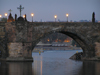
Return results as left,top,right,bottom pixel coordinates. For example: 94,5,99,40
0,50,100,75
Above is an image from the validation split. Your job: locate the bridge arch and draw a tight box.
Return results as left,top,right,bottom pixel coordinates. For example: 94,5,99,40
32,30,94,58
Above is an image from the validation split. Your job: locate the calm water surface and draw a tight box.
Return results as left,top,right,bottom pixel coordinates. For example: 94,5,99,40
0,50,100,75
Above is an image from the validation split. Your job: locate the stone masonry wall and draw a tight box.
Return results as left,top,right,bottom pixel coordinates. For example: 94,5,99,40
95,42,100,57
1,22,100,60
8,42,32,57
8,43,23,57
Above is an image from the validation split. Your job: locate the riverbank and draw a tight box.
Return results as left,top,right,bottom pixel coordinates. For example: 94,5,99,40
33,46,81,52
70,52,100,61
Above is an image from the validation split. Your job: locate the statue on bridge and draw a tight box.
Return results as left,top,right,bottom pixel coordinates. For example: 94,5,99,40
16,5,27,22
17,5,24,17
92,12,95,23
7,9,14,22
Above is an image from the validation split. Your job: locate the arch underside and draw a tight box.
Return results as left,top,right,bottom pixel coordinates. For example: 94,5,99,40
59,31,92,57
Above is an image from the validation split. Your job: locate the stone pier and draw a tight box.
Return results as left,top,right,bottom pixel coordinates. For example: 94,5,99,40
6,43,33,61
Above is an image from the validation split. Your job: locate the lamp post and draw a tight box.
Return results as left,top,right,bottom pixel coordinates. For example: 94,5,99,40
31,13,34,22
23,15,25,18
0,15,2,21
66,13,69,22
0,15,2,18
5,13,8,22
5,13,8,17
54,15,57,22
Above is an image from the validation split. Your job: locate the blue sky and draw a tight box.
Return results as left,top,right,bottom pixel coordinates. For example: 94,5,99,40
0,0,100,22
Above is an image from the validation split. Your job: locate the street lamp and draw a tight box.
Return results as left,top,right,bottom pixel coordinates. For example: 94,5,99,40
66,13,69,22
0,15,2,21
5,13,8,22
23,15,25,18
31,13,34,22
54,15,57,22
0,15,2,18
5,13,8,17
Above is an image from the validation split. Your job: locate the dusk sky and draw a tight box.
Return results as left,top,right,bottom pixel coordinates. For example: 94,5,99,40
0,0,100,22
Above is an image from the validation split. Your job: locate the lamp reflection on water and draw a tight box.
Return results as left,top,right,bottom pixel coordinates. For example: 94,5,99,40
40,58,42,75
33,55,43,75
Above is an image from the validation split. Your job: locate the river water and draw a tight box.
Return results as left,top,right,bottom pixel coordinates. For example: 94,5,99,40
0,50,100,75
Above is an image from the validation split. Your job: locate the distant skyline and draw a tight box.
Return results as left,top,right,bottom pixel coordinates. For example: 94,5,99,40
0,0,100,22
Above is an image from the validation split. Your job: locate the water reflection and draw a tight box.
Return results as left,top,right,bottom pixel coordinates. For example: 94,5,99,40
79,61,100,75
0,51,100,75
32,56,43,75
0,61,8,75
32,51,83,75
0,62,33,75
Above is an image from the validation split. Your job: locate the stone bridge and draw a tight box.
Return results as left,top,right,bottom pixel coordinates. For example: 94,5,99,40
0,21,100,61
